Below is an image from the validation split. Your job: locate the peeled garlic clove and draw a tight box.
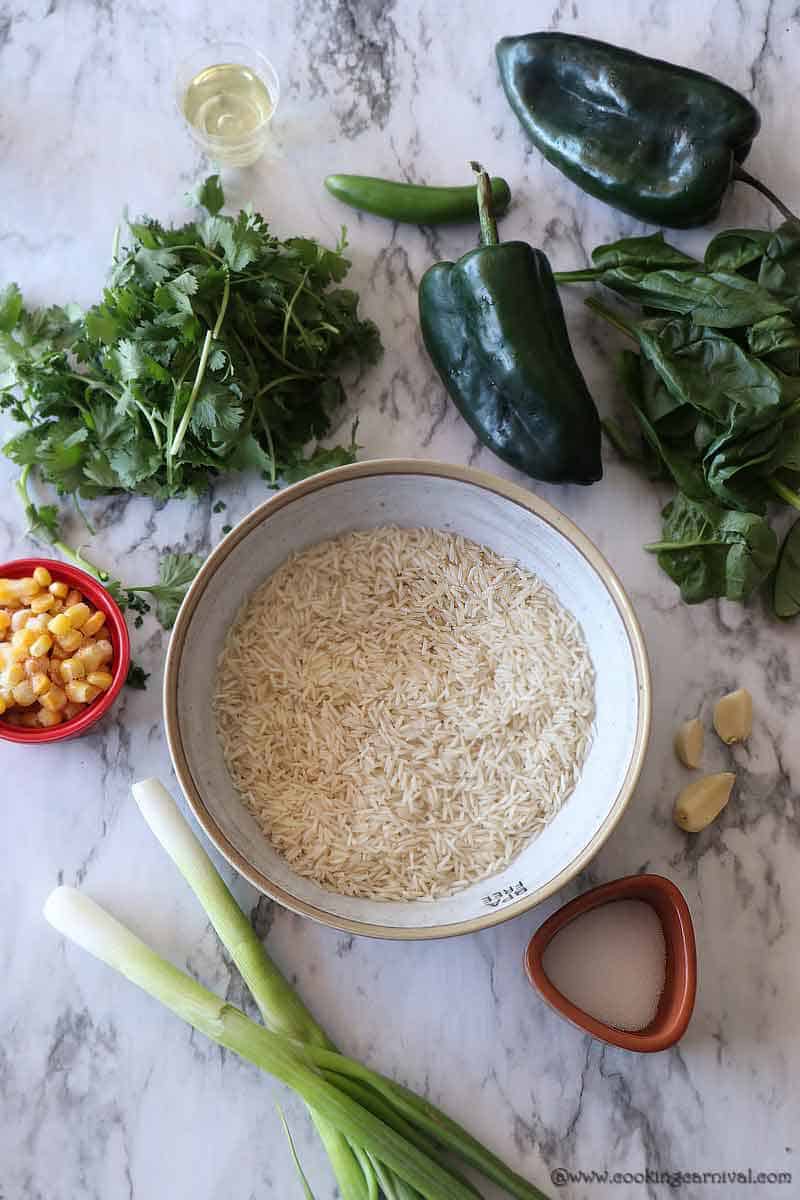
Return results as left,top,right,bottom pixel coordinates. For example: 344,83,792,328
674,717,704,769
713,688,752,745
674,772,735,833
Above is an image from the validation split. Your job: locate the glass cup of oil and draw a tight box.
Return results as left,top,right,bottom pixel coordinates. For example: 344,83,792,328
176,43,279,167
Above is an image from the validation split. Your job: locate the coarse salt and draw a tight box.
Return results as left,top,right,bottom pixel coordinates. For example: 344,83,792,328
542,899,666,1031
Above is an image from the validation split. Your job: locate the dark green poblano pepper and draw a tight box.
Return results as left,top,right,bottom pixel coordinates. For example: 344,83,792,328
419,163,602,485
496,33,800,229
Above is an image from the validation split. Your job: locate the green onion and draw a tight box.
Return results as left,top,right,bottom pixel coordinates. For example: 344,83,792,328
133,779,373,1200
43,887,481,1200
44,778,552,1200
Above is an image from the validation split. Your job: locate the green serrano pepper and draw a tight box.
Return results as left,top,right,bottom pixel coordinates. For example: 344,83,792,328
324,173,511,225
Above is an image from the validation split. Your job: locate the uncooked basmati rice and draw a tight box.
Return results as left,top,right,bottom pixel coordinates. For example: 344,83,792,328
214,526,594,901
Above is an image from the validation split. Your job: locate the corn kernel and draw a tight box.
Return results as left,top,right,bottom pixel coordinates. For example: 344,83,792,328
86,670,113,690
65,589,82,608
12,627,38,650
66,681,100,704
30,635,53,659
37,707,62,728
62,700,83,719
50,598,64,614
24,655,50,678
50,642,70,660
12,680,36,707
76,644,103,672
0,696,6,715
6,662,25,686
31,672,51,697
18,710,40,728
11,609,32,632
48,613,72,636
49,580,69,599
95,639,113,664
31,592,55,614
48,659,63,684
82,610,107,637
61,657,86,682
18,576,40,598
0,611,10,636
57,629,83,654
64,602,91,628
41,686,67,712
33,566,52,587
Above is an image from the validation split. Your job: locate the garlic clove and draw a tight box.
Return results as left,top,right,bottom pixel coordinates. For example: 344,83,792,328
674,772,735,833
674,717,704,769
713,688,753,745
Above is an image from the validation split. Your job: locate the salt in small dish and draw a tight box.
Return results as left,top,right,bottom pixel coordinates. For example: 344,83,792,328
524,873,697,1052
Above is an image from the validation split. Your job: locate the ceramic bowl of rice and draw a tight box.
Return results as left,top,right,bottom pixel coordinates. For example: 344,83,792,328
164,460,650,939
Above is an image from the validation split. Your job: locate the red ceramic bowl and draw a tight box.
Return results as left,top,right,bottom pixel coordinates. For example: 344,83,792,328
0,557,130,744
525,874,697,1053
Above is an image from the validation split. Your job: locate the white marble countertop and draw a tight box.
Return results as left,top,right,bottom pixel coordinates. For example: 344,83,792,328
2,2,799,1198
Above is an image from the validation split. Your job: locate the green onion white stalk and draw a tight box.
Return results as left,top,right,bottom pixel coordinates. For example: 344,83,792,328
43,778,550,1200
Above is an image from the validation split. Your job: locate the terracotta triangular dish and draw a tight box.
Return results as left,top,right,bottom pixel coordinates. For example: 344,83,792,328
525,873,697,1052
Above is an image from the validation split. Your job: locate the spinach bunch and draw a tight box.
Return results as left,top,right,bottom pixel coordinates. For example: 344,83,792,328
0,176,381,625
563,225,800,612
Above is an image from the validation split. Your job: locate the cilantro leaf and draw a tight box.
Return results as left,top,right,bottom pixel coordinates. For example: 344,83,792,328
146,551,204,628
186,175,225,217
125,661,150,690
0,283,23,333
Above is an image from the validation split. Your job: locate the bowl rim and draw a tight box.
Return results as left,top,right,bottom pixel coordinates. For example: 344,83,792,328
0,556,131,744
164,459,652,940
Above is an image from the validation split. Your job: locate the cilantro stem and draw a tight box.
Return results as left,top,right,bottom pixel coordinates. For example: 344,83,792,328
169,270,230,460
255,405,277,484
282,268,311,360
241,305,320,377
16,466,110,582
252,373,310,400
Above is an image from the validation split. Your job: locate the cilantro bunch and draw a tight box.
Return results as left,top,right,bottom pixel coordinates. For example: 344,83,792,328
0,176,381,625
1,176,380,496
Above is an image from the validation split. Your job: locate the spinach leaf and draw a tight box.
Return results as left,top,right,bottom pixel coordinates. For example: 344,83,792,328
702,422,784,512
758,222,800,318
592,232,699,271
636,318,783,436
597,267,788,328
645,494,777,603
616,352,707,498
747,313,800,357
774,518,800,618
704,229,773,273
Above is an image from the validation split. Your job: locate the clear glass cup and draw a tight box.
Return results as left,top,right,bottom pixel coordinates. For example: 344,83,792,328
175,42,280,167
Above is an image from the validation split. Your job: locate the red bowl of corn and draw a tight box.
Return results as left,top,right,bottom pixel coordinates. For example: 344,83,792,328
0,558,130,744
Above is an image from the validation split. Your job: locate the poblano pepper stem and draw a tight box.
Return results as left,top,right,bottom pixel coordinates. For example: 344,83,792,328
732,166,800,227
469,161,499,246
